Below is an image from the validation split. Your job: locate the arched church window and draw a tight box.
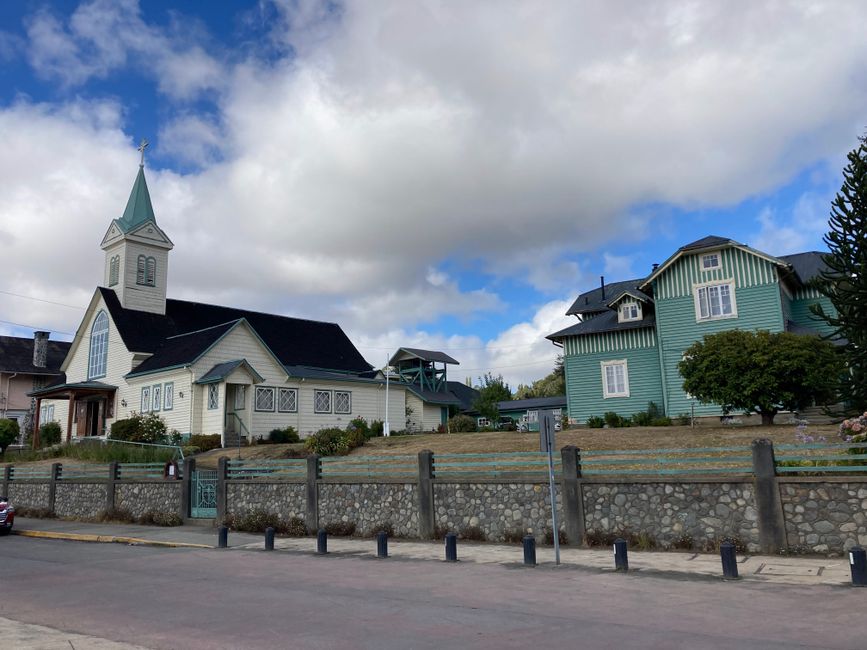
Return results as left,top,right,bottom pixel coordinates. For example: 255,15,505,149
109,256,120,286
88,311,109,379
145,257,156,286
137,255,146,285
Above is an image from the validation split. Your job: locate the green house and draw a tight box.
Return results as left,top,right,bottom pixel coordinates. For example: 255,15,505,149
547,236,835,423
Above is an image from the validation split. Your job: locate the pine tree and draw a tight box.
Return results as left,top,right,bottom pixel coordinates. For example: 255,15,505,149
813,133,867,411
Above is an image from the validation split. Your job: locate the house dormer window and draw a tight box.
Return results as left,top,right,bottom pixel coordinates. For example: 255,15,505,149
109,256,120,286
136,255,156,286
701,253,721,270
618,302,642,323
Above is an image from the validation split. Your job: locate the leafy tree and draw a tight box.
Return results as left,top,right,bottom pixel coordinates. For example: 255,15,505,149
515,355,566,399
812,133,867,412
473,373,512,424
0,418,20,454
679,330,841,425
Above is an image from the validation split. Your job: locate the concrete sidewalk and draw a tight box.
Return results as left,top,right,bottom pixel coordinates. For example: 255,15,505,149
12,517,855,587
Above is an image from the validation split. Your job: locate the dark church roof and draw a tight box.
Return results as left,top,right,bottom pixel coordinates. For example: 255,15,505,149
99,288,373,376
0,336,70,375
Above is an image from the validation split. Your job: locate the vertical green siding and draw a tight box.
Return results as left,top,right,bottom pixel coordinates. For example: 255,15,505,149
653,249,786,418
563,327,656,355
563,331,662,423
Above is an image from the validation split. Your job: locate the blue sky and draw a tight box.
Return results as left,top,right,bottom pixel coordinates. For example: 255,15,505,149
0,1,865,385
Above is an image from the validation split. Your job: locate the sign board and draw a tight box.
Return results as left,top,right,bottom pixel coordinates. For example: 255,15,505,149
538,409,556,452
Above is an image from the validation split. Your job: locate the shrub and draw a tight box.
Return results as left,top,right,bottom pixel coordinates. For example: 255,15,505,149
39,421,62,447
181,445,201,457
139,511,183,527
224,510,285,534
448,415,477,433
109,412,168,444
109,418,139,441
543,527,568,546
343,427,366,450
96,507,136,524
0,418,20,453
305,428,351,456
369,420,384,437
284,516,308,537
585,415,605,428
650,416,673,427
676,413,691,426
502,528,526,544
368,522,395,537
347,417,371,440
188,434,222,451
459,525,486,541
266,427,300,444
603,412,629,428
433,524,451,540
16,507,56,519
670,534,694,551
632,403,667,427
324,521,356,536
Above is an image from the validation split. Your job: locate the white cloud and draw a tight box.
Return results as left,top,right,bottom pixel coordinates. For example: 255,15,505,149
750,192,832,256
603,253,635,281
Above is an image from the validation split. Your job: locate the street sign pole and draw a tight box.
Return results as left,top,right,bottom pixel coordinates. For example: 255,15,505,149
542,413,560,565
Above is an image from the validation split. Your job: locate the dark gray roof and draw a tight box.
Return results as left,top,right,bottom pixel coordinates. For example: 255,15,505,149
126,321,238,377
405,385,463,406
284,365,385,384
498,396,566,411
779,252,828,284
679,235,734,251
566,279,650,316
392,348,460,365
0,336,70,375
30,380,117,397
446,381,480,411
548,311,656,341
197,359,264,385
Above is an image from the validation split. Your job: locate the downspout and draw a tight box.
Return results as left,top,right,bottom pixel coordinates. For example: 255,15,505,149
1,372,18,419
187,366,195,438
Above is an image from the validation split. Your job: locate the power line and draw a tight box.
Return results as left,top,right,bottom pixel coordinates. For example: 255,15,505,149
0,289,86,310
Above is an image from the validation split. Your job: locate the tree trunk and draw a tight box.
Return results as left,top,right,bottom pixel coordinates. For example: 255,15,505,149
760,411,776,426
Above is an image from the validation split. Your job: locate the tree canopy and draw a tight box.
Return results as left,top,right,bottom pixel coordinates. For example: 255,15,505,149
812,133,867,412
472,372,512,424
678,330,841,425
0,418,20,454
515,355,566,399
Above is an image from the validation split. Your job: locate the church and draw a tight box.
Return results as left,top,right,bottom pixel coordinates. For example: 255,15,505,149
30,156,471,445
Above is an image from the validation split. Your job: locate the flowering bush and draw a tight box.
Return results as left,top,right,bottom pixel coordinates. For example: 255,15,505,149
839,413,867,442
794,419,826,445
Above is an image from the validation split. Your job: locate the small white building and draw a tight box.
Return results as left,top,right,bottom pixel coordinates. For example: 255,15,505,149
32,163,409,445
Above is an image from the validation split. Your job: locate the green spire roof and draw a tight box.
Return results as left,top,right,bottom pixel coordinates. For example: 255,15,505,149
117,165,156,233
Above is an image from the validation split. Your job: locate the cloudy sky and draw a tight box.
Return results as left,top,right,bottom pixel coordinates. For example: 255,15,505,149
1,0,865,387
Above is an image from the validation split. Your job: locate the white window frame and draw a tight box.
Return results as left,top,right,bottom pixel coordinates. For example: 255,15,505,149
88,311,109,380
693,280,737,322
601,359,630,399
255,386,274,412
334,391,351,414
40,404,55,422
141,386,151,412
314,390,332,414
701,253,721,270
278,388,297,413
109,255,120,286
151,384,161,412
207,384,219,410
618,301,641,323
163,382,174,411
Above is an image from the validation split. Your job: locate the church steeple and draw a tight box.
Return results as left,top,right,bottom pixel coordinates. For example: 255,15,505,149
100,141,173,315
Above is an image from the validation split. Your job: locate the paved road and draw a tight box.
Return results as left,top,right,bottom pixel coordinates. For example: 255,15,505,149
2,536,864,649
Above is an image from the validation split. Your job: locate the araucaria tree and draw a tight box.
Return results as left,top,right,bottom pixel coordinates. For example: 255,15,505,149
678,330,841,425
813,134,867,412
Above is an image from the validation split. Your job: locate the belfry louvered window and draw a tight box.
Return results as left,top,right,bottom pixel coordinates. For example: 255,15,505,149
109,256,120,286
137,255,156,286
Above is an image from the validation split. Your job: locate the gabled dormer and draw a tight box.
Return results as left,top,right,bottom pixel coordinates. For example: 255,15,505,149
100,164,174,315
607,290,652,323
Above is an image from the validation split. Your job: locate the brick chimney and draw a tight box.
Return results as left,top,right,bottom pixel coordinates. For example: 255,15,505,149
33,331,49,368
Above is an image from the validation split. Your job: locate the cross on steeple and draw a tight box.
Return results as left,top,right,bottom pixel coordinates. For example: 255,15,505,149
137,138,149,167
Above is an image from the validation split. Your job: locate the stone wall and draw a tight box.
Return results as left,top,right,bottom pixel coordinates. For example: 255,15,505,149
433,482,563,542
227,482,306,521
55,483,107,519
7,482,50,510
583,481,760,552
780,481,867,554
115,482,182,518
318,482,418,537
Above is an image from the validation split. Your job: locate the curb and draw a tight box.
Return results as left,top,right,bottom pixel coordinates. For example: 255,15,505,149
13,529,213,549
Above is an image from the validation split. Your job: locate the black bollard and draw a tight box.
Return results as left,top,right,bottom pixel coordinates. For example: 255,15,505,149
377,531,389,558
849,546,867,587
317,528,328,555
218,525,228,549
265,526,275,551
720,541,739,579
523,535,536,566
445,532,458,562
614,537,628,572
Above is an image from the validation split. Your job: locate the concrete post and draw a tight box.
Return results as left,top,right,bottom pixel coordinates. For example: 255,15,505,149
560,446,585,546
306,454,320,533
181,458,195,519
2,465,11,497
417,450,435,539
48,462,61,514
106,461,119,513
751,439,787,554
216,457,229,523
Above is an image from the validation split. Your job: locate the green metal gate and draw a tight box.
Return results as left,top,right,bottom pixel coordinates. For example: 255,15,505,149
191,469,217,518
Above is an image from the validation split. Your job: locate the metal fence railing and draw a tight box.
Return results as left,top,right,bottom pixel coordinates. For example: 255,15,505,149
775,442,867,474
581,446,754,477
116,463,167,480
320,455,417,479
432,452,561,479
226,459,307,480
7,466,53,480
60,464,111,480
